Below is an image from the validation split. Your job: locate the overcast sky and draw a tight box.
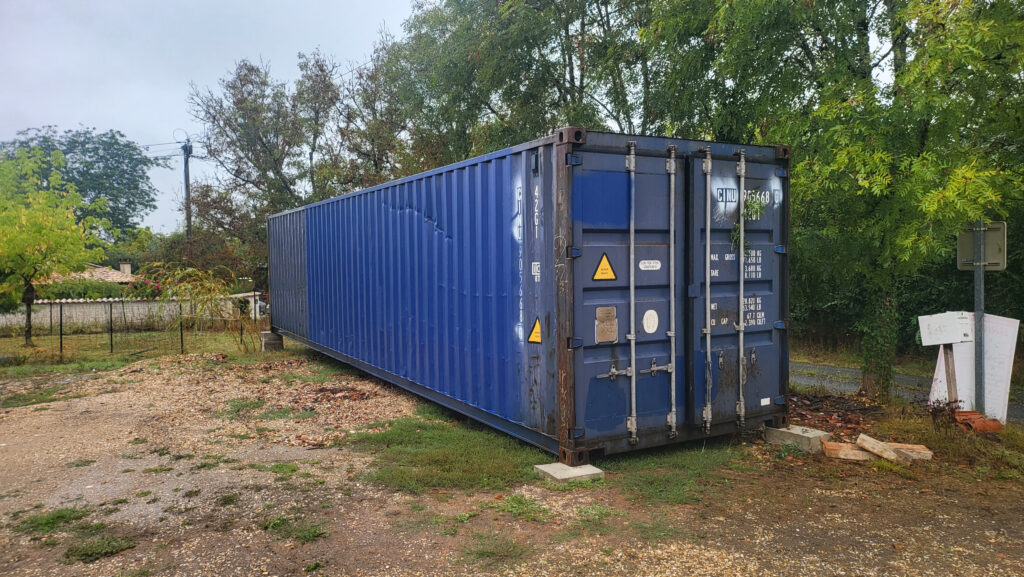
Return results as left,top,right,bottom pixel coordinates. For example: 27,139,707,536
0,0,413,233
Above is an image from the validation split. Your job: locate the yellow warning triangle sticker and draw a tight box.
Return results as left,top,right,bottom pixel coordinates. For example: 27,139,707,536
593,253,617,280
528,318,542,344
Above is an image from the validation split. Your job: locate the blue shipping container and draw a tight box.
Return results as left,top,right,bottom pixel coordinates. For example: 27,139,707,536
268,128,790,464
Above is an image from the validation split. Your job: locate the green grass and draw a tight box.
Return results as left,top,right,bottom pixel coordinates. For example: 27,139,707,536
260,516,329,543
15,507,91,534
217,398,266,419
629,516,682,541
256,407,316,420
142,466,173,474
134,491,152,498
63,535,135,563
347,403,548,494
1,385,69,408
71,522,108,537
304,562,325,572
216,493,240,507
877,408,1024,480
496,495,551,522
599,439,737,504
572,504,623,534
247,462,301,481
67,459,96,467
462,532,532,569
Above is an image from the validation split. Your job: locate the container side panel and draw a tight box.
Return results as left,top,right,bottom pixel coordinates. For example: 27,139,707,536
299,147,559,436
268,210,308,339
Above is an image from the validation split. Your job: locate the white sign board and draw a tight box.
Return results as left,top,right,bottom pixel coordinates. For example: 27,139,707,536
929,313,1019,423
918,311,974,346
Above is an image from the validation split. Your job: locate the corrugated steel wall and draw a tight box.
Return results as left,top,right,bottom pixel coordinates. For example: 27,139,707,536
296,143,559,442
267,209,308,339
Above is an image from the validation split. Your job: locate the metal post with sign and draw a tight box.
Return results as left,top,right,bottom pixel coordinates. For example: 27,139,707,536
957,220,1008,416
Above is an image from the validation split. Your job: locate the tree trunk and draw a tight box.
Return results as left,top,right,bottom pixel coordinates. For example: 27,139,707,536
21,281,35,347
858,290,898,399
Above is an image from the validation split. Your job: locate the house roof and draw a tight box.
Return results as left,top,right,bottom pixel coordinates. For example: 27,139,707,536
49,263,138,285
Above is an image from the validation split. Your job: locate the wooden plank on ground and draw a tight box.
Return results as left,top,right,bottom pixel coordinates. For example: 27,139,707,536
822,441,873,461
856,434,913,466
886,443,933,461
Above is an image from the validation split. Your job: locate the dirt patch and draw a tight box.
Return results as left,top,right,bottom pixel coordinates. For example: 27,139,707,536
1,353,1023,576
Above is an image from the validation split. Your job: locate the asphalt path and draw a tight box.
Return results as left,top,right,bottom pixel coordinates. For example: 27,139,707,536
790,361,1024,424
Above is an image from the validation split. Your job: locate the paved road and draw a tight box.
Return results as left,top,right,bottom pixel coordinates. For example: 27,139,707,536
790,361,1024,423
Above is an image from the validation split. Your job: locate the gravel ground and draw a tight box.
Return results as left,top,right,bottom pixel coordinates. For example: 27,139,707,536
1,352,1022,576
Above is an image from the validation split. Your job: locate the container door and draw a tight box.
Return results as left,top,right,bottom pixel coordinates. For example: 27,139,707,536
571,145,684,447
689,153,787,429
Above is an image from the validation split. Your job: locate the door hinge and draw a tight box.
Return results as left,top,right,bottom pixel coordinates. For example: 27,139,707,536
688,284,700,298
568,337,583,349
572,427,585,439
774,245,787,254
566,246,582,259
566,154,582,166
774,321,787,330
775,168,788,178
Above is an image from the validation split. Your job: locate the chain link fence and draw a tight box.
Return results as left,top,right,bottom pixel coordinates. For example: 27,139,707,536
0,295,269,367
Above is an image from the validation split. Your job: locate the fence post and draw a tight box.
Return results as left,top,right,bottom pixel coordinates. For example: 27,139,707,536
179,301,184,355
59,303,63,363
109,301,114,353
49,302,53,336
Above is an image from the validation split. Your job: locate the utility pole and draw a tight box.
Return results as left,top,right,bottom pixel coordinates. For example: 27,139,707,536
182,137,193,240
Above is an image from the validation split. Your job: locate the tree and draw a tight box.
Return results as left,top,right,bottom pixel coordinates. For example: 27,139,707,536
649,0,1023,395
0,126,167,234
0,148,106,346
190,60,306,214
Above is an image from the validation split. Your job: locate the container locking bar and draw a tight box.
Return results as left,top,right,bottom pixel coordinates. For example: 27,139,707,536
701,148,714,434
626,141,639,445
735,149,747,427
597,363,633,380
666,145,679,438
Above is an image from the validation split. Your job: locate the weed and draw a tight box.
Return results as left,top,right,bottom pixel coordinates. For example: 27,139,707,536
261,516,328,543
348,413,546,494
871,459,917,480
67,459,96,468
463,532,532,568
142,467,173,474
878,408,1024,478
599,440,735,504
170,453,194,461
150,447,170,457
574,504,623,534
228,433,252,440
121,468,136,473
304,562,325,572
497,495,551,522
182,489,201,498
42,538,61,548
257,407,316,420
1,386,67,408
16,508,91,534
247,462,301,480
255,427,275,434
118,569,153,577
190,461,219,471
775,443,807,460
63,536,135,563
109,498,129,505
216,494,240,507
71,522,108,537
135,491,152,498
128,437,147,445
630,516,681,541
217,398,265,419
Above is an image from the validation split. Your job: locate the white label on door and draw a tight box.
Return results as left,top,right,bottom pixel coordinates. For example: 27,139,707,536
639,259,661,271
642,309,659,334
761,397,771,407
